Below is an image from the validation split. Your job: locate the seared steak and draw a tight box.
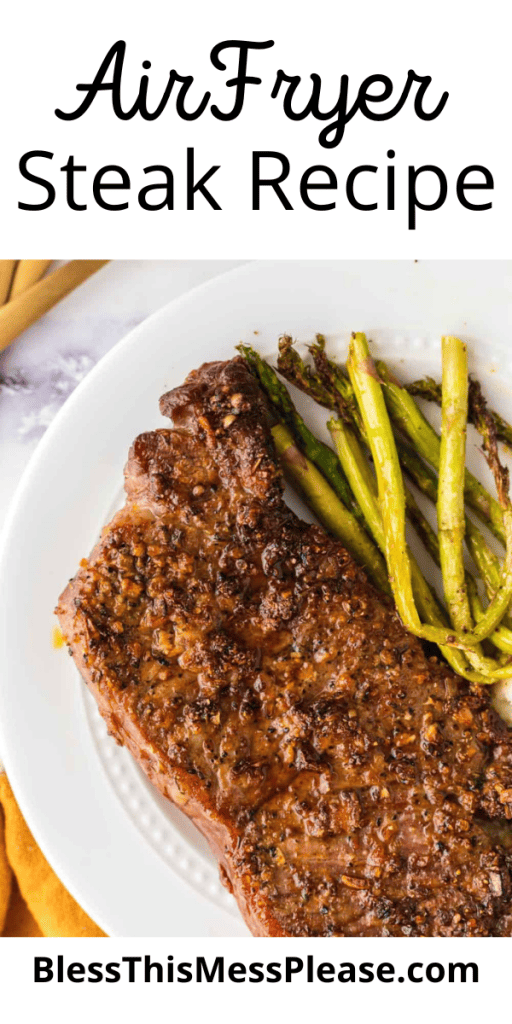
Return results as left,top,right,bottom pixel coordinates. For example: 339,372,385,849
57,357,512,936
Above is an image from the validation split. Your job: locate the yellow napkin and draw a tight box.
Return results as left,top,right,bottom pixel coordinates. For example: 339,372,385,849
0,771,105,937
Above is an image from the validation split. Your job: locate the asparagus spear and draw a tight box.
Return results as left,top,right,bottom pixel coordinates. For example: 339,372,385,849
437,337,477,640
376,359,506,547
327,418,380,538
237,343,365,523
469,375,512,461
277,335,332,406
328,416,447,630
270,423,391,595
407,376,512,451
435,337,512,678
407,377,442,403
465,379,512,641
310,335,365,433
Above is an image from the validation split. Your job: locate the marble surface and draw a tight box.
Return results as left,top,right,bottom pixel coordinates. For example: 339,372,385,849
0,260,244,529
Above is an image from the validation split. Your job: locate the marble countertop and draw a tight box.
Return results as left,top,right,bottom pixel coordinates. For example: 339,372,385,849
0,260,244,529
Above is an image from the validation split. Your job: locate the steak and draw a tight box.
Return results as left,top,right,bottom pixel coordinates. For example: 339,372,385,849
57,357,512,936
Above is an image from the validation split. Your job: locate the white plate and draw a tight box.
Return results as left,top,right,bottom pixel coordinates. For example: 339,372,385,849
1,259,512,937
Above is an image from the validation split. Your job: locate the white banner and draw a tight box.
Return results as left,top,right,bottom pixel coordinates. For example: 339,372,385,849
0,937,506,1023
0,0,510,257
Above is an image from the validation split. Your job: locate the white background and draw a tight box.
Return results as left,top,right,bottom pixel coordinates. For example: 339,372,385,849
0,0,510,256
0,937,505,1024
2,0,512,1017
